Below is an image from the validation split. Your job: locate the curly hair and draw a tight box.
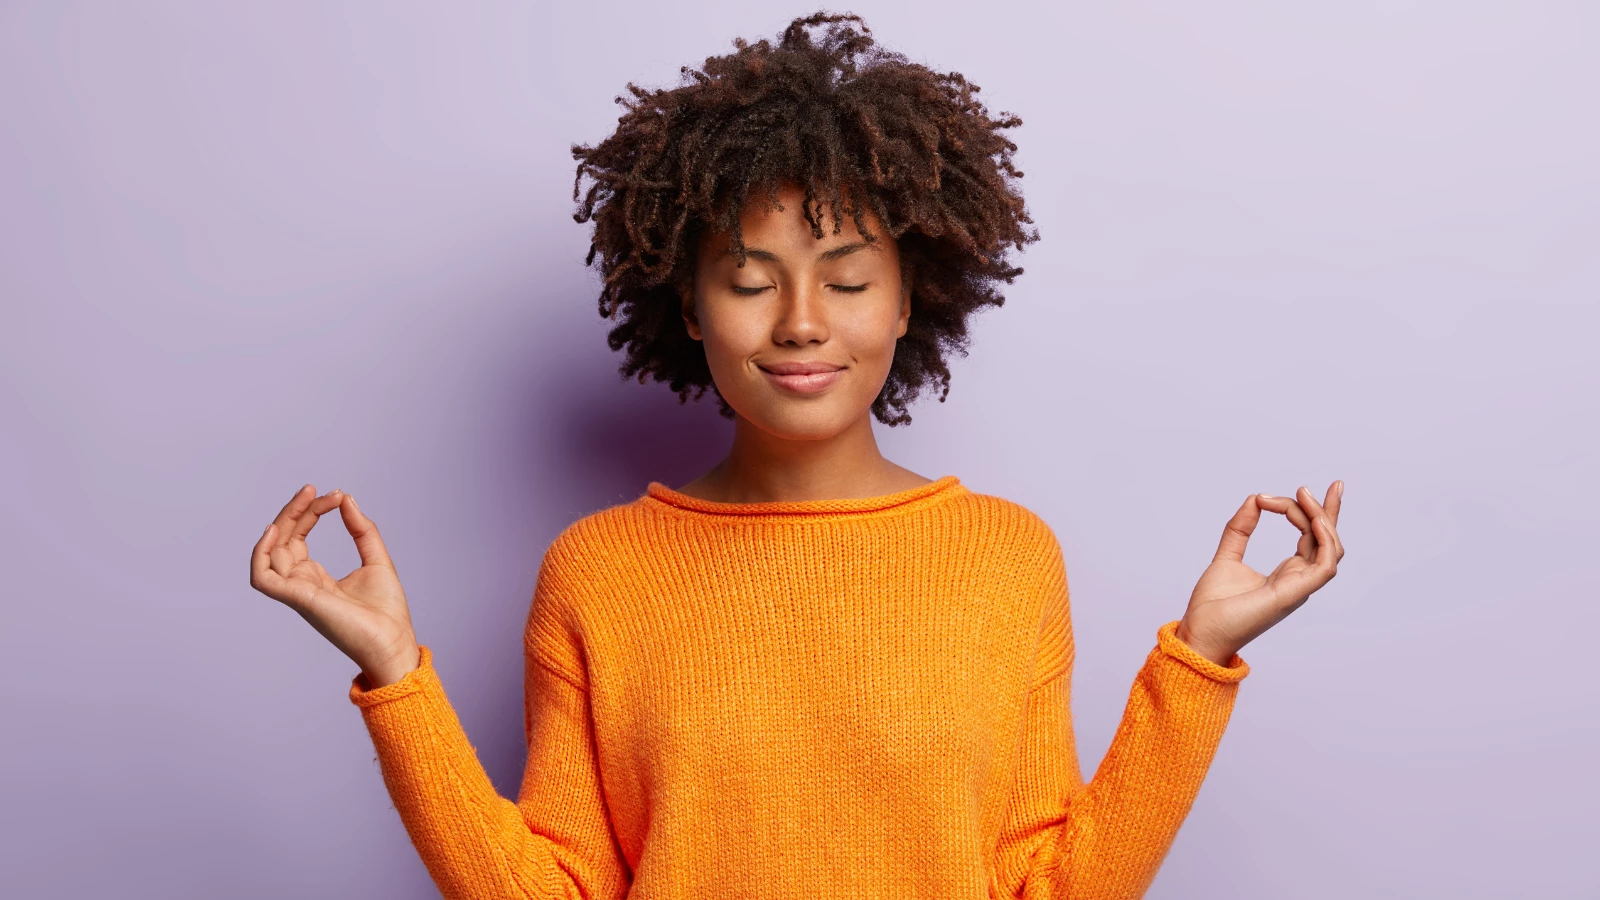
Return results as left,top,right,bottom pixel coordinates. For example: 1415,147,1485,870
570,10,1037,426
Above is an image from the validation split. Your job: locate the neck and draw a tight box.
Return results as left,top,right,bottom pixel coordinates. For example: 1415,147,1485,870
679,412,929,503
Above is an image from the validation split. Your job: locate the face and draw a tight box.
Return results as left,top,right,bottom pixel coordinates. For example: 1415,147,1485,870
682,184,911,442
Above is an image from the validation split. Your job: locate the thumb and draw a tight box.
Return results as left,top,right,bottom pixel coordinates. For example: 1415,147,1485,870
1212,494,1263,564
338,494,395,571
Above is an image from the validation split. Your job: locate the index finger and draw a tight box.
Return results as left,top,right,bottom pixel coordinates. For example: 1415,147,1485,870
271,484,317,536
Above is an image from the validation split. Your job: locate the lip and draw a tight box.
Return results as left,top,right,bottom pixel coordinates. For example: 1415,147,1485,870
758,360,845,395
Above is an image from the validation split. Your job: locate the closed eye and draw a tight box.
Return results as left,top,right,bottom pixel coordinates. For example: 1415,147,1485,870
731,284,866,295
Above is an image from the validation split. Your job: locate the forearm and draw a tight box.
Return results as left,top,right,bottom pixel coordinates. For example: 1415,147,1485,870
350,645,570,900
1029,621,1247,900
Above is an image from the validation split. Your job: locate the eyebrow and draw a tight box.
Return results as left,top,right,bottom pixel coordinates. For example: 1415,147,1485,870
721,241,877,264
819,241,874,262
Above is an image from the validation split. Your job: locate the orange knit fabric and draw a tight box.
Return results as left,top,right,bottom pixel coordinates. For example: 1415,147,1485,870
348,475,1249,899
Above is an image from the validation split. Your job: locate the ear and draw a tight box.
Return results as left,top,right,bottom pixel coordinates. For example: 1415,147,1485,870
895,280,911,339
680,285,704,341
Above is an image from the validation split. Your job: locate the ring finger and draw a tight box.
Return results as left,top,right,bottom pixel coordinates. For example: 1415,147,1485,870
1296,485,1341,562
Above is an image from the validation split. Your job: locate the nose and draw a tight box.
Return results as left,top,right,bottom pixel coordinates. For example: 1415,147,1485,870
771,280,829,347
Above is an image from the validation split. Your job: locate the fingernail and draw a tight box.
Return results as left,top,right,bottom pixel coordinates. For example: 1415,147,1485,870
348,495,358,510
262,522,273,536
1336,481,1344,494
1259,493,1275,500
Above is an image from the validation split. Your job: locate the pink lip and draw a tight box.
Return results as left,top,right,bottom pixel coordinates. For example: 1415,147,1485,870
758,361,845,394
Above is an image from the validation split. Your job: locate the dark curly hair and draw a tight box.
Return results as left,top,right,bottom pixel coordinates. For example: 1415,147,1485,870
571,10,1037,426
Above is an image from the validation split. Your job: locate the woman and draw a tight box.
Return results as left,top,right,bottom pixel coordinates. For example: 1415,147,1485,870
248,12,1344,899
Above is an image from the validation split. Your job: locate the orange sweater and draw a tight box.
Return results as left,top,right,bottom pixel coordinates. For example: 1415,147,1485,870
348,476,1249,899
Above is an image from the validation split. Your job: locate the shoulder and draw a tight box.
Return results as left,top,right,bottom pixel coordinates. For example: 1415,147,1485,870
946,487,1064,560
538,495,658,584
956,490,1073,664
523,496,655,667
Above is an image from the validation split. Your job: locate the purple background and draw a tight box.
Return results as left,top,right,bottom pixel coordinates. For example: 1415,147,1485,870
2,2,1595,897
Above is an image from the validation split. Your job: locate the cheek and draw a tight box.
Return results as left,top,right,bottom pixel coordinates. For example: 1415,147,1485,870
841,297,906,360
695,304,764,376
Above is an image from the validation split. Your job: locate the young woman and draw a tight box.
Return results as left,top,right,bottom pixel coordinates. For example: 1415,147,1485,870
248,13,1344,899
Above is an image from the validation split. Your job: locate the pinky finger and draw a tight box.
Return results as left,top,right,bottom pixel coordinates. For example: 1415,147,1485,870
1311,515,1339,584
251,523,282,591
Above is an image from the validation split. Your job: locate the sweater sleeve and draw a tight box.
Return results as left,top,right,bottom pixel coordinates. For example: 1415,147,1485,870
347,554,631,900
993,541,1248,900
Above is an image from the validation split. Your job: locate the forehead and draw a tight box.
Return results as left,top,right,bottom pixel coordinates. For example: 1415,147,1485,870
702,183,889,261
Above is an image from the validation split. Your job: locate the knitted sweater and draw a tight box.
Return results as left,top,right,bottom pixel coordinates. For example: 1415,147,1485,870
348,475,1249,900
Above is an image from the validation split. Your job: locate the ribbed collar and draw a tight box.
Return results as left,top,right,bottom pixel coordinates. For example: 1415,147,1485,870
642,474,965,520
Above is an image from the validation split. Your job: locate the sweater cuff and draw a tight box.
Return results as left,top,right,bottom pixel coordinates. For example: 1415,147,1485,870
348,644,436,707
1156,620,1250,683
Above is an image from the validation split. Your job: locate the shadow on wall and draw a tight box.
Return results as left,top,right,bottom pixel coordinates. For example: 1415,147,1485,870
523,346,734,521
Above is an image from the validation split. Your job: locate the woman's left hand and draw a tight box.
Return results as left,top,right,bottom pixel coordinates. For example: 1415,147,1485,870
1176,481,1345,666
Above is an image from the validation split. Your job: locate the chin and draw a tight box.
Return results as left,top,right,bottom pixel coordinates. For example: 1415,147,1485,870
734,399,864,442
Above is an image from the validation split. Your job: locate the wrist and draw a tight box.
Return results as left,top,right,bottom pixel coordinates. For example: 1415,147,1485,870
1175,617,1234,668
361,636,421,689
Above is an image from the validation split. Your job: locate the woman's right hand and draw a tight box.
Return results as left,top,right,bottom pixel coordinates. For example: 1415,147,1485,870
249,485,421,688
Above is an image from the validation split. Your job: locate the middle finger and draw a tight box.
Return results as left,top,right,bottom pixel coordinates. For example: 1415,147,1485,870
288,489,345,547
1296,485,1327,527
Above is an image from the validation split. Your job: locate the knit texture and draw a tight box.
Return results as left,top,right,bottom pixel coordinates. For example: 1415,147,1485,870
349,476,1249,899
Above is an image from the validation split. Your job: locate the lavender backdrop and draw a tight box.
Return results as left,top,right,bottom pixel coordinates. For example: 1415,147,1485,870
2,2,1595,897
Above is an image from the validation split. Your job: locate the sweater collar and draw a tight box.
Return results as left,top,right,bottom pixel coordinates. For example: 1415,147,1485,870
642,475,965,519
